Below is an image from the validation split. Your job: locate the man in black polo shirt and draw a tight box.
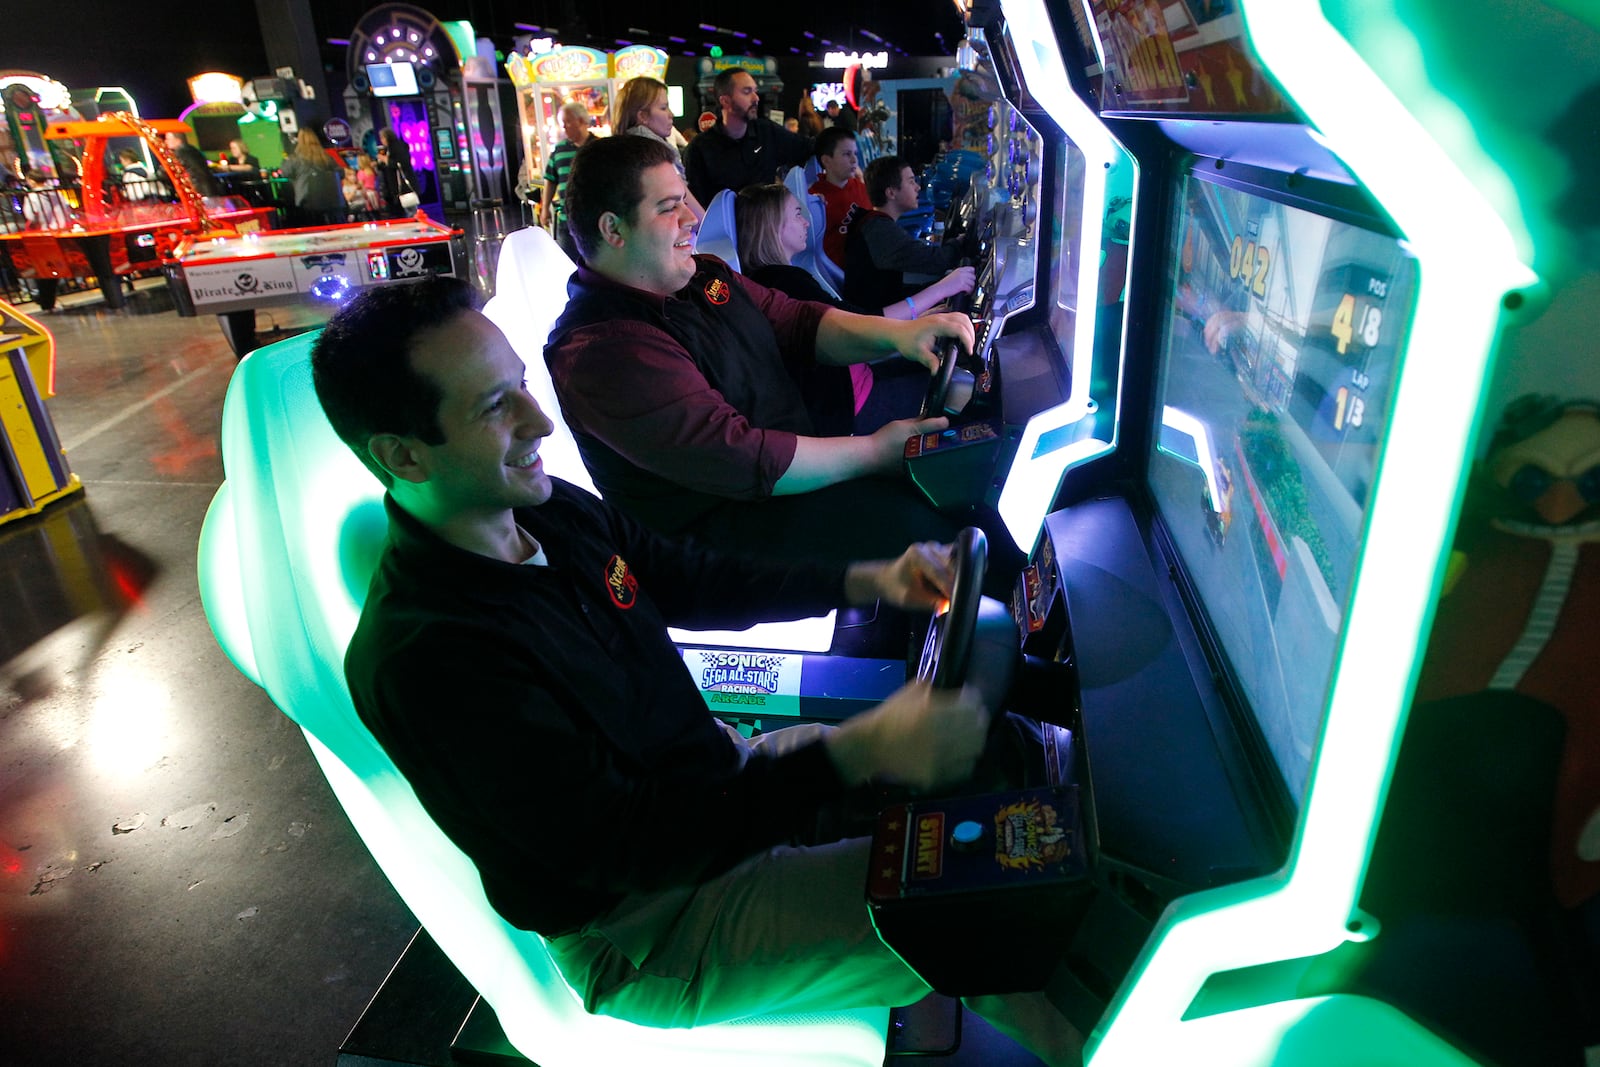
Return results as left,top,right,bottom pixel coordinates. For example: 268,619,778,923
310,276,1082,1065
545,134,1008,571
683,67,812,206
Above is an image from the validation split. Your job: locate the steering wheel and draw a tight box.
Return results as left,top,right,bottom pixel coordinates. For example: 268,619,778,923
917,527,988,689
917,258,978,419
918,338,963,419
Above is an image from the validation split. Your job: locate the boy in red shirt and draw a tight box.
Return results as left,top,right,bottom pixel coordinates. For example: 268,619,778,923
809,126,871,268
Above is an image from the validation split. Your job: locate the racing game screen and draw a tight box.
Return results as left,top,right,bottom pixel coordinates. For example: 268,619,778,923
1148,167,1417,802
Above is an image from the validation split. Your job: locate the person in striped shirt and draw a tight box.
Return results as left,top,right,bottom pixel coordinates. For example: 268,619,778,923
541,100,594,261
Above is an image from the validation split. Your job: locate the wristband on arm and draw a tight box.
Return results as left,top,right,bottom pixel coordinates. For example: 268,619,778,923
905,295,917,316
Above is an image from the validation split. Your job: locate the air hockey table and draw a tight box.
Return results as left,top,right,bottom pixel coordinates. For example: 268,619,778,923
163,215,463,356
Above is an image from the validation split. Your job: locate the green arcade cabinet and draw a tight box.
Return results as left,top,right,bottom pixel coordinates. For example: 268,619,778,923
909,0,1596,1063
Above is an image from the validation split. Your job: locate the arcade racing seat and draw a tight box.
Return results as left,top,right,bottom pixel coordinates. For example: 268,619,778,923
480,226,595,497
692,188,741,270
195,253,890,1065
781,168,845,299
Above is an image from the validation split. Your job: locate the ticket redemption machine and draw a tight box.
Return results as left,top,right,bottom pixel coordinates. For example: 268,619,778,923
895,0,1590,1062
0,73,82,181
504,44,619,208
343,2,489,221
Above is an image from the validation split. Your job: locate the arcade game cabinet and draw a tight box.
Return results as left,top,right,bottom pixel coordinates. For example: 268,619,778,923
909,0,1591,1063
341,4,493,222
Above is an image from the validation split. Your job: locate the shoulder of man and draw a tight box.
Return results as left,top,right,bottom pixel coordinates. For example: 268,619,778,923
847,207,892,234
687,124,732,151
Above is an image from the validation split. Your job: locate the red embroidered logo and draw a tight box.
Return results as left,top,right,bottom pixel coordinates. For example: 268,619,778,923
704,277,731,305
604,554,638,609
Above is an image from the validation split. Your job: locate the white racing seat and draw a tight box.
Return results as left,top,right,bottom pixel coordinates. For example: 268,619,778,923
486,226,838,653
692,187,741,270
782,167,845,299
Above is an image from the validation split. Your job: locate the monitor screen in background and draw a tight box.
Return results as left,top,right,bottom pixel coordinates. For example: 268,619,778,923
368,62,419,98
1148,167,1417,802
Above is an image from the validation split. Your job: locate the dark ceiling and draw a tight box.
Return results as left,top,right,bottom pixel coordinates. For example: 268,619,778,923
5,1,969,119
434,1,971,60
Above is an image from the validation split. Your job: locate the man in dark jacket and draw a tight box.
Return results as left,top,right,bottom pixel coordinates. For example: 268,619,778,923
309,275,1080,1063
162,131,221,197
683,67,812,206
843,155,964,313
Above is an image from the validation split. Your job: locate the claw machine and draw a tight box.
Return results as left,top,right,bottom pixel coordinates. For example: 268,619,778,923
505,45,613,216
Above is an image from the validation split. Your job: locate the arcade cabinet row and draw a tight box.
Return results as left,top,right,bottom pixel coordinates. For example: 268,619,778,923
736,0,1588,1063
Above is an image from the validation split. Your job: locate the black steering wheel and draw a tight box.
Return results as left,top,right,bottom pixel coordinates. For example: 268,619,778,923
917,527,988,689
919,337,963,419
917,259,977,419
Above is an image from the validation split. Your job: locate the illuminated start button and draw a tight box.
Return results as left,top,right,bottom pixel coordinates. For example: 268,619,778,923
951,820,984,851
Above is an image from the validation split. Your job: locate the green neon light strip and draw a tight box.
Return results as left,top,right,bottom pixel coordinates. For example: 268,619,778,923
1085,2,1536,1064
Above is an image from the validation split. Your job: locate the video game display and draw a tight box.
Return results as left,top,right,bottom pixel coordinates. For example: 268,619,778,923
1149,168,1417,800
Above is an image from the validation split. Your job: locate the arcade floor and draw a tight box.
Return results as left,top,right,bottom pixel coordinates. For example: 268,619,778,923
0,280,1047,1066
0,282,418,1064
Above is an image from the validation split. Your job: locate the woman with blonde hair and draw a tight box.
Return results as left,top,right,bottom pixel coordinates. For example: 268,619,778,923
279,128,345,226
797,93,824,138
614,76,704,221
735,183,973,322
735,182,973,434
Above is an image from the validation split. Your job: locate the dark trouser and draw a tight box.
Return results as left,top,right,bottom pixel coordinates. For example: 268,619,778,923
684,477,962,568
854,358,931,435
680,477,1024,598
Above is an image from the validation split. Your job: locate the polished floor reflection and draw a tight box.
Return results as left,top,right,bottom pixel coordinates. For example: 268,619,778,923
0,283,417,1064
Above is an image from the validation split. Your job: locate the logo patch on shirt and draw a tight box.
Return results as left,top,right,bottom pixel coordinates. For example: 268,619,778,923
704,277,731,305
604,554,638,609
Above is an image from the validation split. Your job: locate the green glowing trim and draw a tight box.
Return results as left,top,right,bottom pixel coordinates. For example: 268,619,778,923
1083,2,1535,1064
442,20,477,66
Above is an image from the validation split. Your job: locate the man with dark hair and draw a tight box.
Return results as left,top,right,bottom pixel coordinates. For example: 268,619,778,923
548,135,999,569
308,274,1081,1066
310,277,480,486
162,131,221,197
844,155,964,314
809,126,870,268
683,67,811,206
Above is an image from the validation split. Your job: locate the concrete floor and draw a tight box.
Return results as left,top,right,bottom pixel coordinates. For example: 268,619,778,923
0,282,418,1065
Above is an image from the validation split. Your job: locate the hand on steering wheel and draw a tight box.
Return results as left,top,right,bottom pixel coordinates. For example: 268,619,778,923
919,337,963,419
917,527,987,689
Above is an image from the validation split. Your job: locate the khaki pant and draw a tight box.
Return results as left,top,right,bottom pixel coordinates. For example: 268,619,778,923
546,724,1084,1064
